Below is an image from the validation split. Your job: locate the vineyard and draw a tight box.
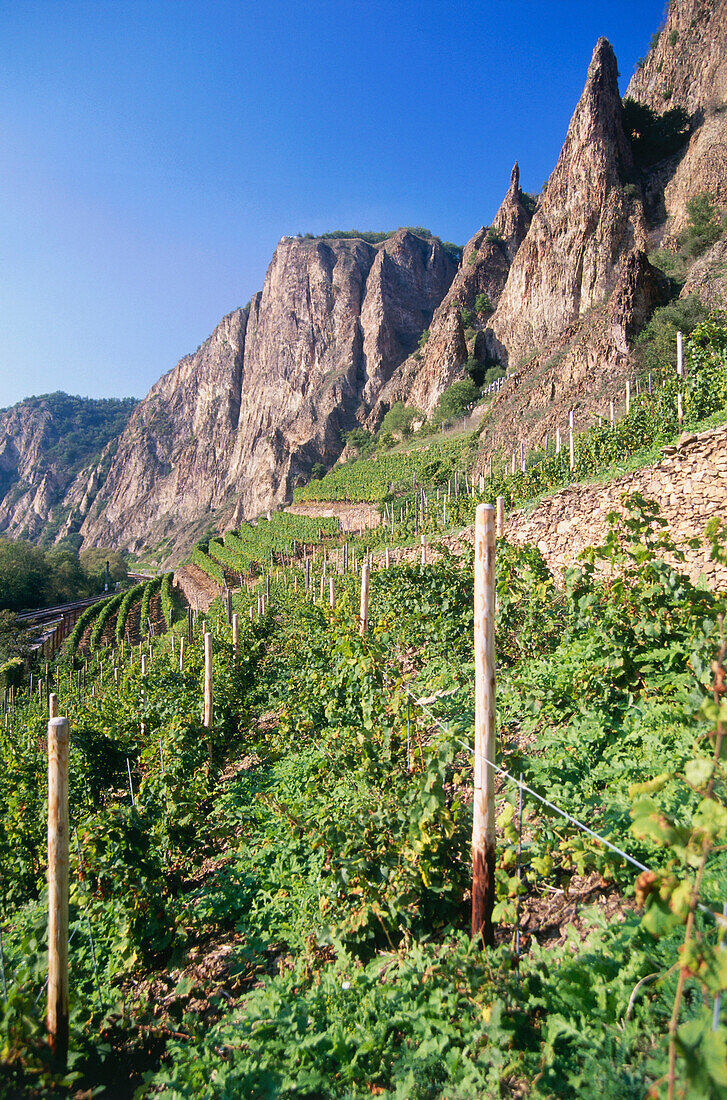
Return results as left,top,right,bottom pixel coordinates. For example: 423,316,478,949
292,318,727,527
0,483,725,1098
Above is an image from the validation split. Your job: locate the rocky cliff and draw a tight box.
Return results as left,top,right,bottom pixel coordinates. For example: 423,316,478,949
79,231,457,555
369,163,533,419
625,0,727,236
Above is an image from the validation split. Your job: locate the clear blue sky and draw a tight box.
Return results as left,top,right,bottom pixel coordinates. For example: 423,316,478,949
0,0,666,408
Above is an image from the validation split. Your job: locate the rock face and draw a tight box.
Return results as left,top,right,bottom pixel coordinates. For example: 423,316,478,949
4,0,724,563
80,232,457,554
370,163,533,418
625,0,727,236
487,38,647,369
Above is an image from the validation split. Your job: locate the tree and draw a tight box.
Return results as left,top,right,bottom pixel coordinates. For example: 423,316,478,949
378,403,422,440
431,379,479,427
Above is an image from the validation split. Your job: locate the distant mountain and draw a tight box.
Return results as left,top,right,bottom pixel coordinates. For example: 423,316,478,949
0,393,138,546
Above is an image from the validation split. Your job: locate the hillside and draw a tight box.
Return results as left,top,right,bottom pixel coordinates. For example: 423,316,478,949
1,469,726,1094
0,392,137,546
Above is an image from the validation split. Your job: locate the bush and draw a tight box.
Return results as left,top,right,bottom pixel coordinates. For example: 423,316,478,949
474,292,494,315
343,428,375,458
622,99,690,166
634,294,706,375
431,379,479,427
378,403,422,441
680,192,726,258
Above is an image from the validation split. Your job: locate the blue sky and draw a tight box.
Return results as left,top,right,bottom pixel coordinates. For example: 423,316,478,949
0,0,666,408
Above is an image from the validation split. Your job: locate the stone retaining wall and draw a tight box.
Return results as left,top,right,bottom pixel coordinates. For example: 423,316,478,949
503,422,727,589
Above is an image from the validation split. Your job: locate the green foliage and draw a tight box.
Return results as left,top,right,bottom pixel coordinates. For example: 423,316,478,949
474,292,494,314
344,428,376,458
485,226,504,245
139,576,163,636
114,582,145,645
0,610,29,666
431,378,479,427
680,192,727,258
417,327,429,350
88,592,124,650
160,572,177,629
190,548,225,586
379,403,422,440
0,537,125,612
622,98,690,166
68,597,111,651
634,294,706,375
311,461,326,481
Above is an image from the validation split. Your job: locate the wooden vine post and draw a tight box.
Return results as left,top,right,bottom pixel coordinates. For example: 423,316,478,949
472,503,496,945
677,329,684,428
329,576,335,609
359,563,369,637
47,715,70,1064
232,613,239,659
204,632,213,731
496,496,505,539
421,534,427,566
179,635,185,671
569,411,575,472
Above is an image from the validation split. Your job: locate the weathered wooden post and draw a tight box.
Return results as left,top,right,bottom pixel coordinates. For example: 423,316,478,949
496,496,505,538
140,655,147,738
556,427,561,454
179,635,185,671
626,379,631,415
187,607,193,643
49,692,58,720
520,441,525,473
610,399,615,428
328,575,335,609
203,633,213,732
225,589,233,624
677,329,684,428
47,715,70,1064
569,411,575,472
232,613,239,659
385,547,390,569
359,563,370,637
472,503,496,944
421,534,427,566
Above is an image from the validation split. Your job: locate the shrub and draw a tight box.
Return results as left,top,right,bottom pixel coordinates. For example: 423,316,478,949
634,294,706,375
622,98,690,166
680,192,726,258
378,403,422,440
343,428,375,458
474,292,494,315
431,379,479,426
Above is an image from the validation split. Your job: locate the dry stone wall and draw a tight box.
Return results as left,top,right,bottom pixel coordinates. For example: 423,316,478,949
504,423,727,590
